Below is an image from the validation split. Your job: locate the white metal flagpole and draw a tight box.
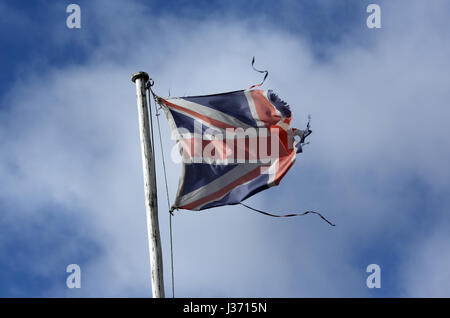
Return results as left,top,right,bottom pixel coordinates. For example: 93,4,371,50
131,71,165,298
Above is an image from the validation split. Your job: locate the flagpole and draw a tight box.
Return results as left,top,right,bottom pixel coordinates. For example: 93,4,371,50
131,71,165,298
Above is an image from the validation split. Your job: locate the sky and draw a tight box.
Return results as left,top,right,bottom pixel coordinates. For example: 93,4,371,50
0,0,450,297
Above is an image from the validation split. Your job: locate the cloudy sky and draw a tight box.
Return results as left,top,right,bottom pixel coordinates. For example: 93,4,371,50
1,0,449,297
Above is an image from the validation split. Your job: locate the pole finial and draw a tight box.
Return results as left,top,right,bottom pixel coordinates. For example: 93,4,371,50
131,71,150,83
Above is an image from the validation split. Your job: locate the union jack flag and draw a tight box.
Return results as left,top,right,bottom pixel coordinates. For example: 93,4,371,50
157,89,311,211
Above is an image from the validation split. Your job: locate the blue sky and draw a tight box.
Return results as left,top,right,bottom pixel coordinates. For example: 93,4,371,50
1,0,450,297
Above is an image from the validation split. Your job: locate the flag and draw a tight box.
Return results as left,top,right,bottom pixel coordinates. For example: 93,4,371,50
157,89,311,211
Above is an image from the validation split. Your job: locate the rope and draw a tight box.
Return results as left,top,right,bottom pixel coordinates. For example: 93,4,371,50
239,203,335,227
146,82,176,298
249,56,269,89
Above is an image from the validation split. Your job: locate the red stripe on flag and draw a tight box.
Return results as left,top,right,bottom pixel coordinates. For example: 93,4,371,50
274,151,296,185
250,90,282,128
161,98,237,130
